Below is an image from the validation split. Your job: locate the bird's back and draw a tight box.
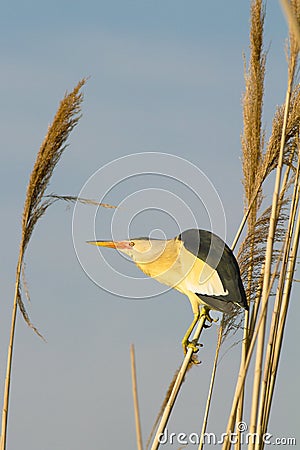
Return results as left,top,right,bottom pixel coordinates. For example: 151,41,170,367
178,229,248,311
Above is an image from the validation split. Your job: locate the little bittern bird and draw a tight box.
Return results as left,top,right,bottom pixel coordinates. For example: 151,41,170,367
88,229,248,354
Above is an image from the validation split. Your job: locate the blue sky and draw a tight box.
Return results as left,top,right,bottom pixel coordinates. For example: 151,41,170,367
0,1,299,449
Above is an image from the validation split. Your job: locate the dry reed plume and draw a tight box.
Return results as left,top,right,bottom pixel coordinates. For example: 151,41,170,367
0,79,86,450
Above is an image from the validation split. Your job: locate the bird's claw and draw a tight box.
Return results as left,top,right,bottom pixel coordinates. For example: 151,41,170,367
201,308,219,325
191,354,201,365
182,340,202,364
184,339,203,354
187,341,199,353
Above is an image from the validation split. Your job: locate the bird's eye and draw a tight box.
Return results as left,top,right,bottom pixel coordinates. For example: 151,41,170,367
129,241,135,247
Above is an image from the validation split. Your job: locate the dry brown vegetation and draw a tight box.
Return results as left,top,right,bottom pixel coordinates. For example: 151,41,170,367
1,2,299,450
142,2,300,450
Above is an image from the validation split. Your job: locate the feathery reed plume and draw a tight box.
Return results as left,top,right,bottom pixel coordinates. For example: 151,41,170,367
222,0,266,344
222,82,300,344
19,78,86,327
241,0,265,223
281,0,300,47
0,79,86,450
187,7,268,443
45,194,117,209
240,7,266,436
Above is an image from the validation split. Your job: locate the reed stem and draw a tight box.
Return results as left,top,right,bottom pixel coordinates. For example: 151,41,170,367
150,315,207,450
130,345,143,450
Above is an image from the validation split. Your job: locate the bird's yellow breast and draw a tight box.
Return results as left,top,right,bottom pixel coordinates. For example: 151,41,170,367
135,238,226,297
135,239,200,292
135,239,182,279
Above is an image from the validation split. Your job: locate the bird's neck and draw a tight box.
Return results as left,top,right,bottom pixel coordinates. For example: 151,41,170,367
135,239,183,279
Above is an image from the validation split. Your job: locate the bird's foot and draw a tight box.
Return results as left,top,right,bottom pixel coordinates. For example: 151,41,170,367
191,354,201,365
182,340,203,365
188,341,203,365
201,307,219,326
187,339,203,352
183,339,203,355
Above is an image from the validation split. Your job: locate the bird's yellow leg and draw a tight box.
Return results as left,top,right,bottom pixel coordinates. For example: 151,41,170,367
182,312,200,354
182,305,218,355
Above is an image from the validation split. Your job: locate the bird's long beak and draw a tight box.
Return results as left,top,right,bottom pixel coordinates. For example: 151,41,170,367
87,240,131,250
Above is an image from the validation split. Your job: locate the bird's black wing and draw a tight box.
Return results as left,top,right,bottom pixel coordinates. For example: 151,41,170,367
179,229,248,310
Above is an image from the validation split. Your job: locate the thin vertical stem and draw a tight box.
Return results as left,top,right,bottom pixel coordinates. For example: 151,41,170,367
198,325,223,450
248,72,293,449
222,253,282,450
130,344,143,450
150,315,207,450
256,158,300,449
234,310,249,450
261,207,300,443
257,154,300,446
231,179,266,252
0,256,22,450
0,80,85,450
248,310,267,442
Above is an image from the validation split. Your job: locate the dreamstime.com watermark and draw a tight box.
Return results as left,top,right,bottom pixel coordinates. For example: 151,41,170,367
158,422,297,446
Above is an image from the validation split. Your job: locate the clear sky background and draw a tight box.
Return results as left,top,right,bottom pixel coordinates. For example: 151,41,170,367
0,1,299,449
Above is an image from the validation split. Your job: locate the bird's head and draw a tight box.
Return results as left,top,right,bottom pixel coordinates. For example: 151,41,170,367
87,237,169,264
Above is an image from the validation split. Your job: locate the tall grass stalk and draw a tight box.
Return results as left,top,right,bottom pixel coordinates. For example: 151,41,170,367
238,1,266,444
261,208,299,438
132,5,299,450
146,367,181,450
150,314,207,450
130,345,144,450
198,204,256,449
0,79,86,450
198,2,265,443
221,252,283,450
256,149,300,449
221,2,300,449
198,325,222,450
249,2,298,446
